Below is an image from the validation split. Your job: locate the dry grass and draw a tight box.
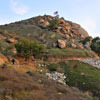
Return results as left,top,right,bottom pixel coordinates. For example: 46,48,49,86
0,65,93,100
0,68,43,100
12,63,39,73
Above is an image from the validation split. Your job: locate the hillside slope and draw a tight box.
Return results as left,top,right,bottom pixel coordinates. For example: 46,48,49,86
0,15,89,48
0,15,100,100
0,15,98,60
0,66,93,100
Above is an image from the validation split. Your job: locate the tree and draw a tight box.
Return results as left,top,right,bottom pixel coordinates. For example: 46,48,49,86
15,38,31,60
81,36,92,45
15,39,46,60
92,37,100,43
90,37,100,55
30,41,46,57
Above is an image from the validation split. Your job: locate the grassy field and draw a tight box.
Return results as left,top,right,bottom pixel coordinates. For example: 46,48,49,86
49,60,100,98
48,60,100,98
65,60,100,96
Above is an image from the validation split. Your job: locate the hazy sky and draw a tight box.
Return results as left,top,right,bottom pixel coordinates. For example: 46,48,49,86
0,0,100,37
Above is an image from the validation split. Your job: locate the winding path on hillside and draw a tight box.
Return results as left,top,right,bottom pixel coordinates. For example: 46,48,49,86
10,56,100,70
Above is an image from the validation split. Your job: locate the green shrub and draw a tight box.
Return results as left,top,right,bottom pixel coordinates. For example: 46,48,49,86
48,63,58,71
30,41,46,58
90,37,100,55
81,36,92,45
92,37,100,43
15,39,46,60
15,38,31,60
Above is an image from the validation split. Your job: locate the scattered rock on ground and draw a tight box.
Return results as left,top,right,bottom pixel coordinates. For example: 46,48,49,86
7,38,16,43
70,43,77,48
46,72,66,85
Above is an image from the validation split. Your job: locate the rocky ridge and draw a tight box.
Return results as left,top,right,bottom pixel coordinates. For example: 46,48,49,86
0,15,90,49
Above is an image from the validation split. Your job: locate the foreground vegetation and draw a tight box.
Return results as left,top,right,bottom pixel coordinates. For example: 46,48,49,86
48,60,100,98
0,66,93,100
15,39,46,60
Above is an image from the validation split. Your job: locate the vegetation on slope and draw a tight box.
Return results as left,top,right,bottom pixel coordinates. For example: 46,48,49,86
0,66,93,100
47,60,100,98
0,15,97,59
0,15,100,100
90,37,100,55
47,48,94,58
15,39,46,60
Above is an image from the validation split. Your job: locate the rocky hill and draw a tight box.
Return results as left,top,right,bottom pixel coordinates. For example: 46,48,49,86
0,15,100,100
0,15,89,49
0,15,97,60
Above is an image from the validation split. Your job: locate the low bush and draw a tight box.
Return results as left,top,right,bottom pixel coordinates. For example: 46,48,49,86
15,38,46,60
80,36,92,45
90,37,100,55
48,63,59,71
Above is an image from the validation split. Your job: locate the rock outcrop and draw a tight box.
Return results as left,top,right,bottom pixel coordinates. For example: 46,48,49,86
0,54,8,65
7,38,16,43
0,15,90,50
58,39,66,48
36,15,89,40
